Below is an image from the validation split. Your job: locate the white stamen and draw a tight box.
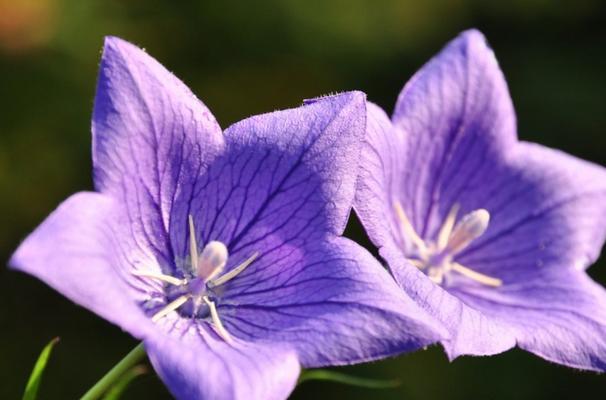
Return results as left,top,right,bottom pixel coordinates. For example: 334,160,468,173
394,203,500,288
446,209,490,255
427,267,444,285
132,270,186,286
450,262,502,287
152,295,189,322
189,215,199,274
203,296,232,342
394,201,428,256
209,252,259,287
408,259,425,269
198,241,229,281
436,204,460,251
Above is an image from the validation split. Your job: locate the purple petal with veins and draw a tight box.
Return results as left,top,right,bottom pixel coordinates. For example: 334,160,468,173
10,36,443,399
355,29,606,370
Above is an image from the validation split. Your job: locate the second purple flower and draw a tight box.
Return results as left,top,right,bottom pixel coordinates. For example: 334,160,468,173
355,29,606,371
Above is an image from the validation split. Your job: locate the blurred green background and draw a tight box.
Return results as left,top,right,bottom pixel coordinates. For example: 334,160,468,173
1,0,605,398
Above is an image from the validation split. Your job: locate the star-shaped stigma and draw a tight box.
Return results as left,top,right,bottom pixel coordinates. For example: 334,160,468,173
394,202,501,287
132,215,258,341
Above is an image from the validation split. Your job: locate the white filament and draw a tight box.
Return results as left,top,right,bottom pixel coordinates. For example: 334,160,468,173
394,201,428,257
450,262,502,287
151,295,189,322
208,252,259,287
436,204,460,251
203,296,232,342
132,270,186,286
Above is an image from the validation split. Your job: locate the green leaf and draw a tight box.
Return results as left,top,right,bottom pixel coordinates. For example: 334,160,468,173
102,365,147,400
22,337,60,400
297,369,400,389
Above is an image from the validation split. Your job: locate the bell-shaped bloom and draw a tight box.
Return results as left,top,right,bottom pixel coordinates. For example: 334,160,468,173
355,29,606,370
10,37,444,399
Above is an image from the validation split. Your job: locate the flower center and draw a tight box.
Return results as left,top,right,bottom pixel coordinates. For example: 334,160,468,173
132,215,258,342
394,201,501,287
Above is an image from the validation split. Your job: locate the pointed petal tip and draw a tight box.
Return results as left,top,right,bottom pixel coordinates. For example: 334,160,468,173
102,35,123,47
100,36,152,67
7,246,23,272
7,240,34,274
101,35,129,57
452,28,496,59
457,28,487,42
102,35,137,52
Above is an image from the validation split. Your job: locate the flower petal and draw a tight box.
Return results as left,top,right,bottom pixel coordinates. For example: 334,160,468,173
354,102,403,249
380,245,516,359
389,29,516,241
92,36,224,266
457,142,606,279
168,92,366,268
145,324,300,400
218,237,445,367
452,267,606,371
9,192,154,338
223,91,364,238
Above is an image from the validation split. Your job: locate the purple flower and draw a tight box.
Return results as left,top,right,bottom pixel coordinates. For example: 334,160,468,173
355,29,606,370
10,37,443,399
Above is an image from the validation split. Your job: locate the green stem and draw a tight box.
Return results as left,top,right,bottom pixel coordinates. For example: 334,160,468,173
81,343,147,400
297,369,400,389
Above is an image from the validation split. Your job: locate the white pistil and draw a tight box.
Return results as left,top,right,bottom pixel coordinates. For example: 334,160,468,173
394,203,501,287
199,241,229,282
446,209,490,255
132,270,186,286
152,294,190,322
208,252,259,287
203,296,232,342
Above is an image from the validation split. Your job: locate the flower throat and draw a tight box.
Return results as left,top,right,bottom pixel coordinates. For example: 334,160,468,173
132,216,258,341
394,201,501,287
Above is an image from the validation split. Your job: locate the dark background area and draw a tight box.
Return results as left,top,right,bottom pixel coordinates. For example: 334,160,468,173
1,0,605,398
